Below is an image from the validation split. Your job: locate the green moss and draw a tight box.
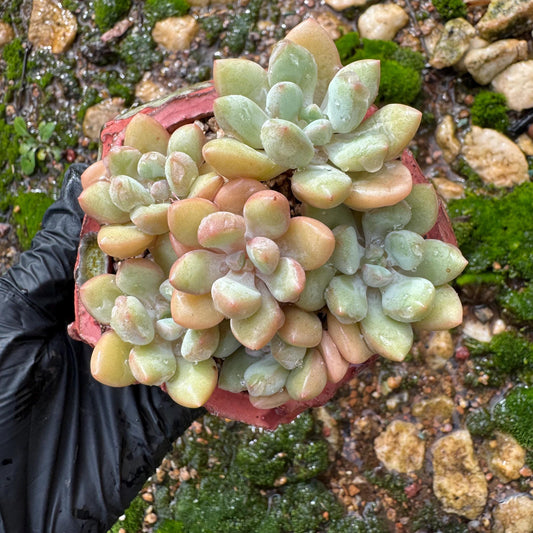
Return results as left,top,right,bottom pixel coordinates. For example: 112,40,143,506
144,0,189,26
431,0,467,20
11,191,55,250
451,156,484,189
449,183,533,282
466,407,495,437
364,469,408,504
492,386,533,449
2,37,24,82
412,500,468,532
336,35,425,106
499,283,533,322
1,0,23,25
94,0,132,32
221,0,263,55
335,32,361,63
470,91,509,134
119,31,162,72
198,15,225,46
151,412,376,532
108,494,148,533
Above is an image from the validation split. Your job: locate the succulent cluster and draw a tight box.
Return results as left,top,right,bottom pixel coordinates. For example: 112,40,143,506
77,19,466,411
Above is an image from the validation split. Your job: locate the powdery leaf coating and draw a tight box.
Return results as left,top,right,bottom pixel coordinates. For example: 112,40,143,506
243,190,291,239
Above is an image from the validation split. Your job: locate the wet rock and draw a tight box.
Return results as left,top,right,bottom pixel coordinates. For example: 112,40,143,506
435,115,461,163
431,177,465,200
152,15,199,52
430,18,476,69
432,430,488,519
517,133,533,156
135,78,169,104
464,39,528,85
419,330,455,371
374,420,425,473
413,395,455,422
0,22,14,47
476,0,533,40
484,432,526,482
462,126,529,187
357,4,409,41
82,98,126,141
28,0,78,54
493,494,533,533
462,316,493,343
324,0,370,10
492,60,533,111
80,35,119,65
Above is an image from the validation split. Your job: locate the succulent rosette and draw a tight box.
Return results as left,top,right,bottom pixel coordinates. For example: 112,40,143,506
75,19,467,414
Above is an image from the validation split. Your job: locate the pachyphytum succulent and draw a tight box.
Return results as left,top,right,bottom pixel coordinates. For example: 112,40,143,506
77,18,466,412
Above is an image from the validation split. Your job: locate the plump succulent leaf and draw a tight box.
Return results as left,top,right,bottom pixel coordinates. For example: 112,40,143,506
214,95,268,149
268,39,318,105
403,183,439,235
129,340,176,385
123,113,170,154
244,354,290,397
325,273,368,324
165,151,200,197
137,151,166,182
181,326,220,362
111,295,155,345
211,270,263,320
266,81,303,122
167,123,206,166
109,175,153,212
80,273,123,325
277,306,323,348
78,181,131,225
213,58,269,108
330,225,365,275
384,230,425,271
285,348,327,401
271,334,307,370
218,347,257,392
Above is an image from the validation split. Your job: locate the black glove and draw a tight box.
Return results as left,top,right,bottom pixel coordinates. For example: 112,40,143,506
0,164,204,533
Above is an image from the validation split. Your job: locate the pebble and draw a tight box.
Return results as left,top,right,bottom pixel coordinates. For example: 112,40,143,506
357,4,409,41
323,0,370,10
314,12,349,41
492,60,533,111
431,177,465,200
412,395,455,422
462,126,529,187
432,430,488,519
464,39,528,85
28,0,78,54
476,0,533,40
435,115,461,164
484,432,526,483
492,494,533,533
82,98,125,141
152,15,199,52
374,420,425,473
430,18,476,69
135,78,169,104
516,133,533,156
420,330,455,370
0,21,14,47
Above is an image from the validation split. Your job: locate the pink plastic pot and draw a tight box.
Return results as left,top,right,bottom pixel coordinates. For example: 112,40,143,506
69,82,456,429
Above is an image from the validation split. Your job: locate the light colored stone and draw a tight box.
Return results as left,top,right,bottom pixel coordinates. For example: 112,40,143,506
517,133,533,156
152,15,199,52
476,0,533,40
492,60,533,111
324,0,370,10
435,115,461,163
424,24,444,57
357,4,409,41
464,39,528,85
430,18,476,69
462,316,493,343
432,177,465,201
413,395,455,421
462,126,529,187
484,432,526,482
82,98,125,141
420,330,455,370
374,420,425,473
432,430,488,519
135,78,169,104
493,495,533,533
28,0,78,54
0,22,14,47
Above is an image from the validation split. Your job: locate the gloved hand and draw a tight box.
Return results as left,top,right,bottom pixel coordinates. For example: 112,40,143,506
0,164,204,533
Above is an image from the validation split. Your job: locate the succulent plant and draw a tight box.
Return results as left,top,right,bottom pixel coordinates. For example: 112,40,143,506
77,18,467,413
